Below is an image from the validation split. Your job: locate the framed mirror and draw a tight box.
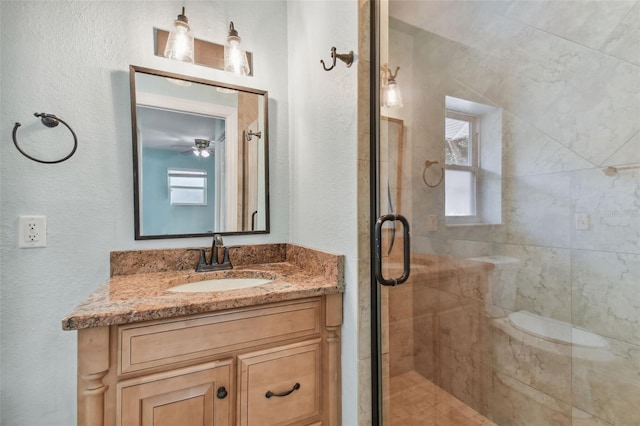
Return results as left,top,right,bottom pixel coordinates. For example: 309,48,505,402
129,66,269,239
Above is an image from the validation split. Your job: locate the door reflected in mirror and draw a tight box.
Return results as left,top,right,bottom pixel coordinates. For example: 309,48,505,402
129,66,269,239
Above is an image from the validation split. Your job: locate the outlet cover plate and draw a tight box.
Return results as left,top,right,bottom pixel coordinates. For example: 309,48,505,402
19,215,47,248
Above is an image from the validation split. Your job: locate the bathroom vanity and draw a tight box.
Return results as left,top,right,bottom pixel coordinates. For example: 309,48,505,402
63,244,344,426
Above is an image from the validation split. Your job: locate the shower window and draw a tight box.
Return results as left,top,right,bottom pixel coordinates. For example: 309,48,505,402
445,111,479,219
444,96,502,226
168,168,208,206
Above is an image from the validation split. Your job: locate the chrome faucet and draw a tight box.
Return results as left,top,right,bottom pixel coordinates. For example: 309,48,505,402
196,234,233,272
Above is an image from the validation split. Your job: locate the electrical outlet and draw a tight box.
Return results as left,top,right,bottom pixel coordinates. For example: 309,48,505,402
575,213,590,231
19,215,47,248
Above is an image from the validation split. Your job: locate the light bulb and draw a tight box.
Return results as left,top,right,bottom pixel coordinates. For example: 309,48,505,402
193,149,201,157
201,150,210,158
164,8,194,63
383,79,403,107
224,22,250,76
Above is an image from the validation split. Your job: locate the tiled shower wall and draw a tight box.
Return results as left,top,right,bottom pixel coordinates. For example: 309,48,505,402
360,1,640,425
390,1,639,322
385,252,640,425
383,257,490,406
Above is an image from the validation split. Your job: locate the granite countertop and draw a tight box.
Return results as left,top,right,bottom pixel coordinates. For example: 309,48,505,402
62,244,345,331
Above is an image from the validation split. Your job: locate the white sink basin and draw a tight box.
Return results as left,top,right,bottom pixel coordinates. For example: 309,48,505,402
167,278,272,293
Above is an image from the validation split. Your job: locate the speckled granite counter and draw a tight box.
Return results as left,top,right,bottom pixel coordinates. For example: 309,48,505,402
62,243,344,330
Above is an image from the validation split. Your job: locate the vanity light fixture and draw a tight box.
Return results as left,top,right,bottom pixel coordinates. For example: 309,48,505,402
155,19,254,75
381,64,403,108
224,22,250,76
164,7,194,63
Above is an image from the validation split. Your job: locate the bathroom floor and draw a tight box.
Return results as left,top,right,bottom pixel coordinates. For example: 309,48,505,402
387,371,496,426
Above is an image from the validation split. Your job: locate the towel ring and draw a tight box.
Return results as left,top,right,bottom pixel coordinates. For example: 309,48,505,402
12,112,78,164
422,160,444,188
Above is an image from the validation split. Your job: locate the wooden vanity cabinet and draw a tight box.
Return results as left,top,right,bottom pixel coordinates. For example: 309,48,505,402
76,295,342,426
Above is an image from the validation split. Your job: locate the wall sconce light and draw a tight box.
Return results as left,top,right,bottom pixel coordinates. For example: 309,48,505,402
164,7,194,63
381,64,403,108
224,22,250,76
193,139,211,158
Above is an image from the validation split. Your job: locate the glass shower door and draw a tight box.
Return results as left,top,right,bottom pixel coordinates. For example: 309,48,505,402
376,111,497,426
374,1,640,425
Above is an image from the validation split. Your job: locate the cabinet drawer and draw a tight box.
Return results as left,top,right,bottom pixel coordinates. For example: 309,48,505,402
238,340,321,426
118,299,321,375
117,359,232,426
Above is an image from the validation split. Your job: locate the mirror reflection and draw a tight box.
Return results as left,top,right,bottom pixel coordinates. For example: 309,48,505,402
130,66,269,239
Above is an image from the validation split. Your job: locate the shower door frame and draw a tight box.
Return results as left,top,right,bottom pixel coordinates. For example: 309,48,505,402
368,0,384,424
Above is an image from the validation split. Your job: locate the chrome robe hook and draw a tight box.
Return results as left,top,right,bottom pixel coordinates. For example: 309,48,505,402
245,130,262,141
12,112,78,164
321,46,354,71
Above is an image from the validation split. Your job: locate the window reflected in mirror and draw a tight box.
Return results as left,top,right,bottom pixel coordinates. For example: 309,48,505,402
168,169,208,206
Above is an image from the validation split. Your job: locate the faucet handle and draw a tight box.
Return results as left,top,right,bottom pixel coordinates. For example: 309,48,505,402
188,248,207,261
195,249,208,272
221,246,241,266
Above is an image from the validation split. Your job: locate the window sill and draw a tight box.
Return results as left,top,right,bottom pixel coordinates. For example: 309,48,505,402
444,222,502,228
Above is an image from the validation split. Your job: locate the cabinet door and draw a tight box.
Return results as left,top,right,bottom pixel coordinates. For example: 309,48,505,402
238,340,321,426
117,359,232,426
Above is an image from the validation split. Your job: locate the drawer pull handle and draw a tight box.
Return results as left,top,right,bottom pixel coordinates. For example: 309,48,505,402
217,387,228,399
265,382,300,398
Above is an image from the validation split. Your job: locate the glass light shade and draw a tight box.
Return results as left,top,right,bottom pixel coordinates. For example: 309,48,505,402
382,79,403,108
200,149,210,158
164,9,194,63
224,22,250,75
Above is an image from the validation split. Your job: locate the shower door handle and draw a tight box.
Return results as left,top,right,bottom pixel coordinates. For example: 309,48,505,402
374,214,410,286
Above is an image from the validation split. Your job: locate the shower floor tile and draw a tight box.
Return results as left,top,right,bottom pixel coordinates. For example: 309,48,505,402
387,371,496,426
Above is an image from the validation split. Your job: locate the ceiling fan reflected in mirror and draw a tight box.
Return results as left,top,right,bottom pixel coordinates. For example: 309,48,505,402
192,138,212,157
171,135,224,158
